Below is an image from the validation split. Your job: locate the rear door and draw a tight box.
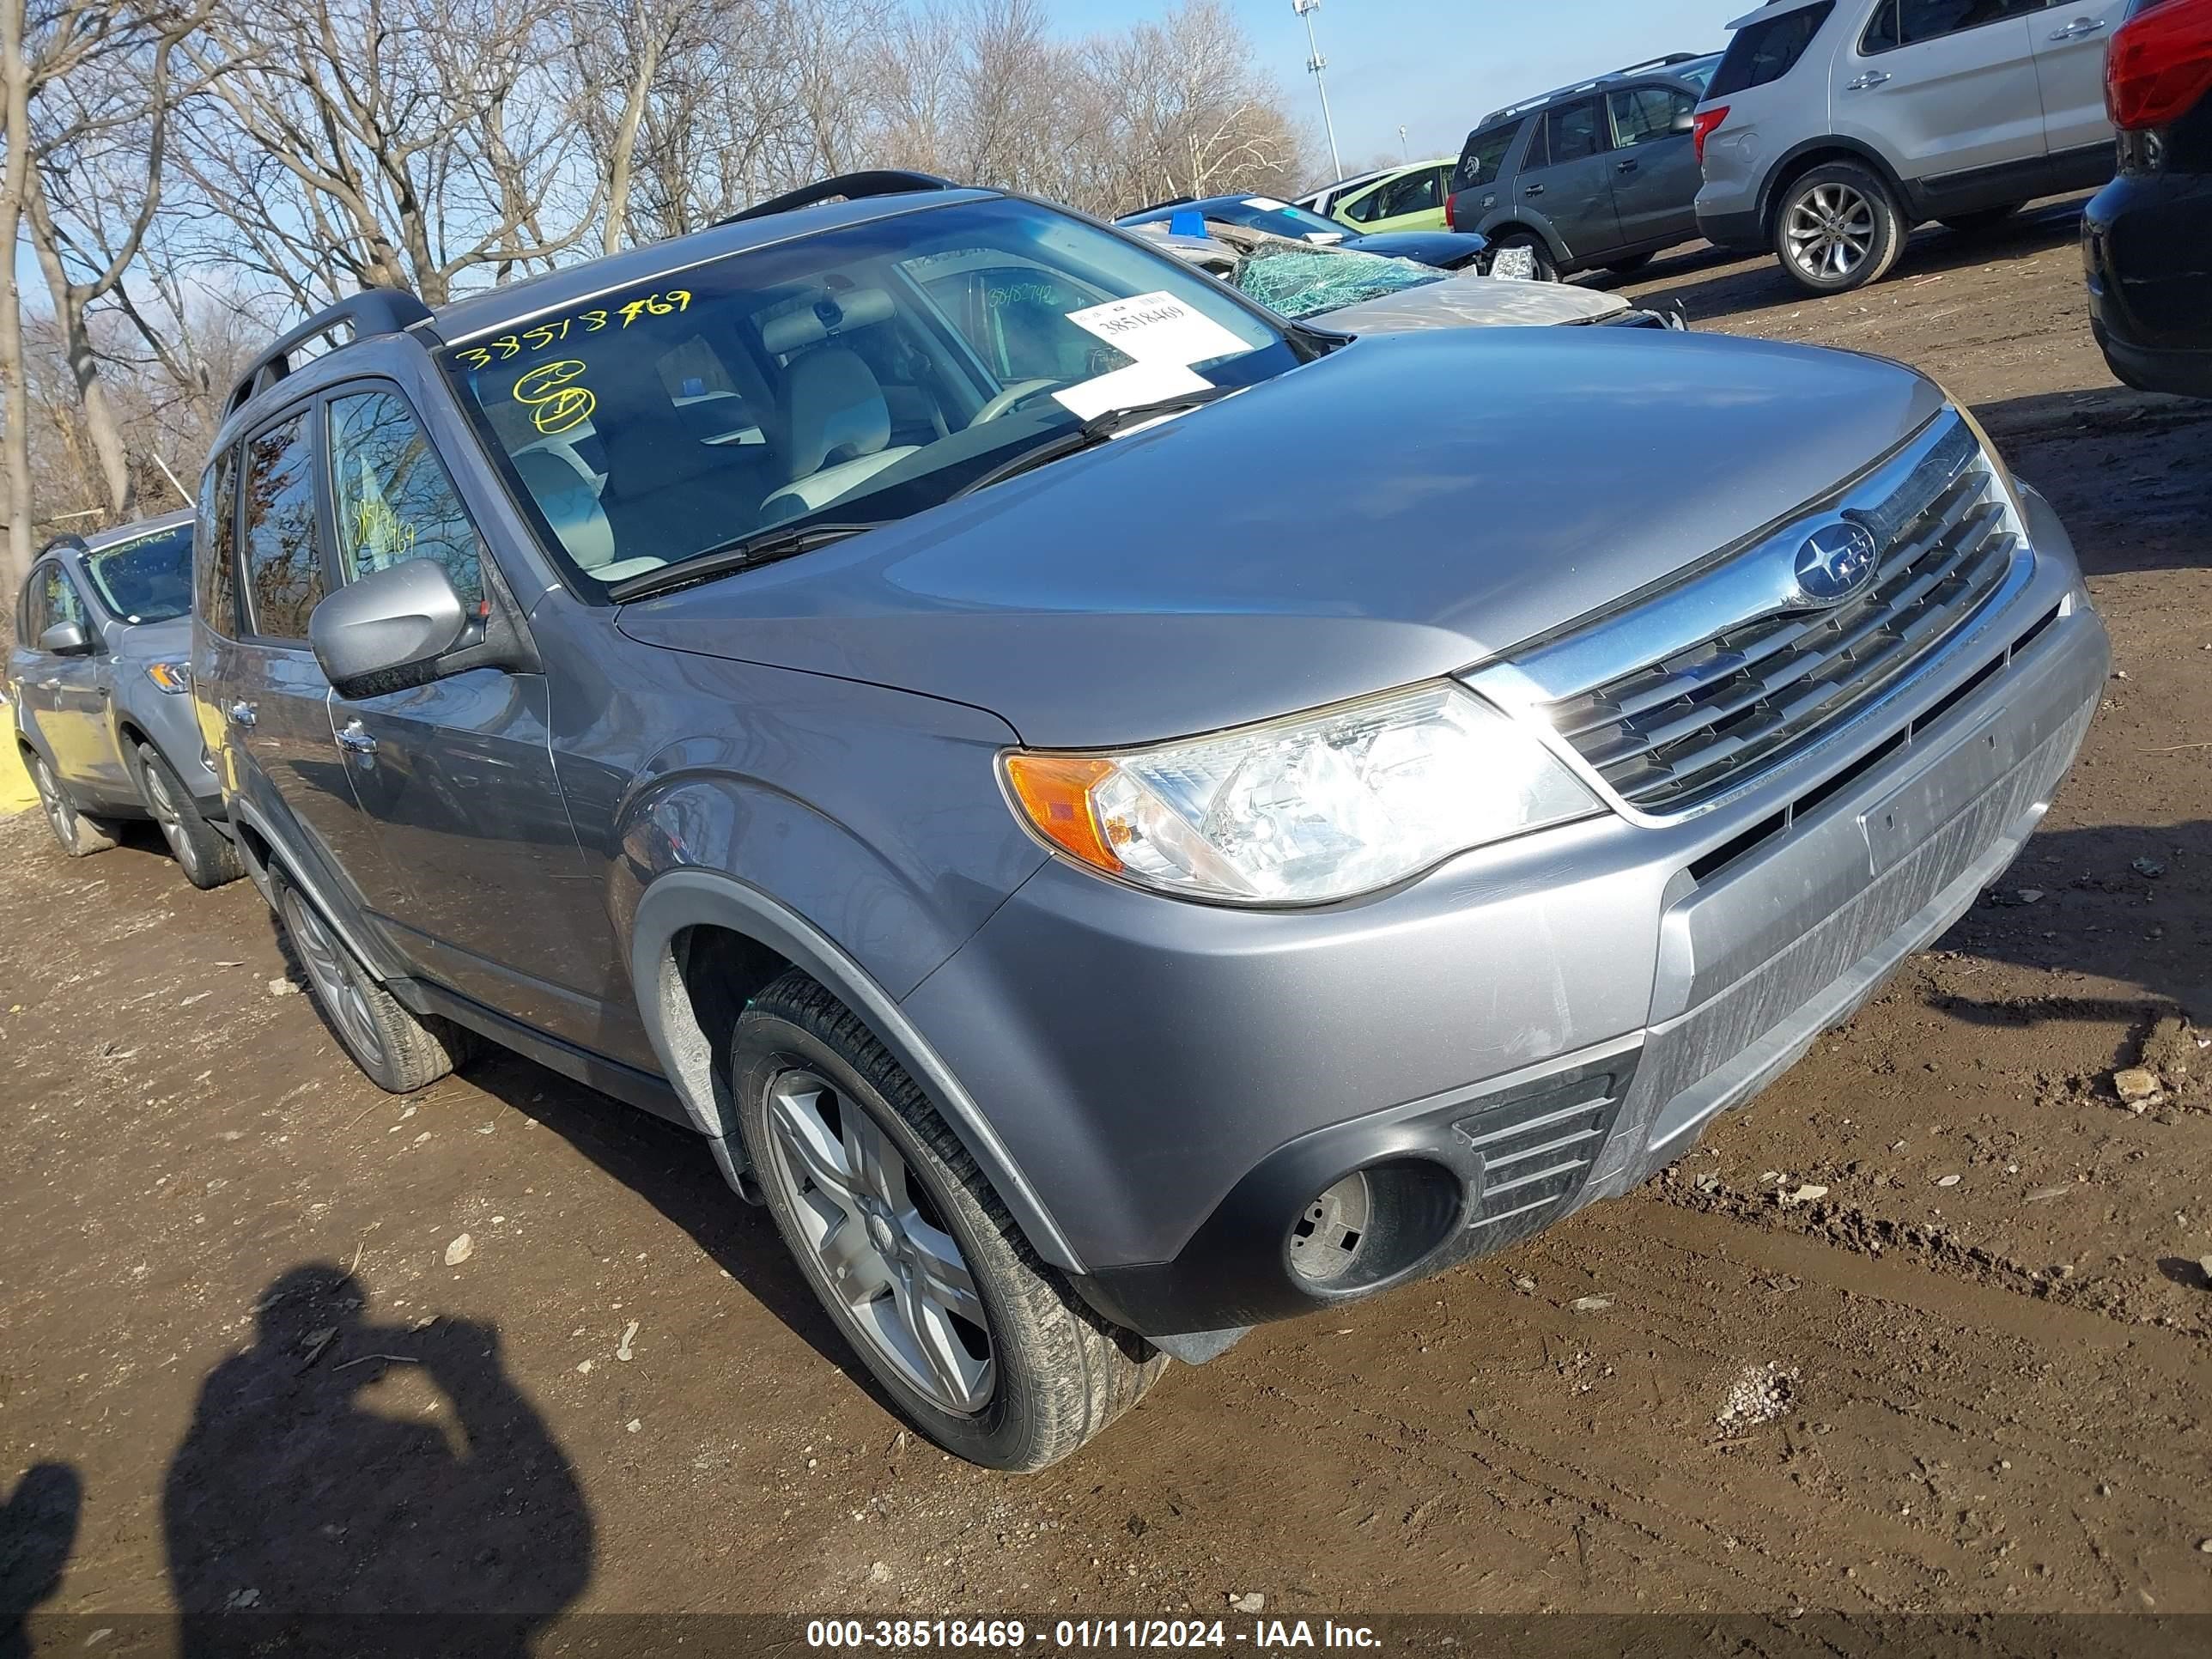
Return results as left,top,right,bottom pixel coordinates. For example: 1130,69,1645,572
319,381,616,1046
1518,97,1625,258
2031,0,2129,155
1605,82,1705,244
1838,0,2050,182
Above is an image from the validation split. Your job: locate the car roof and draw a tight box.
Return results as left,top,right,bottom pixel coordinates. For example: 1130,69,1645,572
58,507,195,557
1474,52,1719,130
432,186,1003,343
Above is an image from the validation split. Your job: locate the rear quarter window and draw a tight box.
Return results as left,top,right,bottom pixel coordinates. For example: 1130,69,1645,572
1707,2,1837,98
1455,124,1522,191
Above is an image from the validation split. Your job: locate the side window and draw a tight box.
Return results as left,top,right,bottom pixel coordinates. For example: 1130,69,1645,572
1377,169,1441,218
1710,3,1837,94
1340,184,1390,223
326,389,485,607
23,564,58,640
239,412,326,641
1609,86,1692,148
1869,0,2045,52
1455,125,1519,190
1540,100,1607,167
40,566,88,633
196,447,240,638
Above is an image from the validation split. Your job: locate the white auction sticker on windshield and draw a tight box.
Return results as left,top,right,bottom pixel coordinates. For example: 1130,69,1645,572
1065,291,1251,369
1051,359,1211,422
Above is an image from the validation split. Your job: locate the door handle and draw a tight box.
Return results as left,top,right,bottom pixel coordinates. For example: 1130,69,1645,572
227,701,257,728
38,678,59,690
2051,15,2106,37
1522,182,1545,196
335,720,377,756
1617,158,1639,173
1846,70,1891,90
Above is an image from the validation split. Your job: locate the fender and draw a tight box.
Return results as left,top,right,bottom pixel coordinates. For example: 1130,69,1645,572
628,866,1085,1273
1472,214,1571,266
1755,137,1913,237
224,793,406,983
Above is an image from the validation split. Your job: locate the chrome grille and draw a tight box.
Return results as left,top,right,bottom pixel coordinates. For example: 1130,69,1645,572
1536,416,2020,813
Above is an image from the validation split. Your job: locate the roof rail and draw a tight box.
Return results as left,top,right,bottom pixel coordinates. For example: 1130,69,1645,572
1476,51,1711,127
223,288,438,421
718,170,959,227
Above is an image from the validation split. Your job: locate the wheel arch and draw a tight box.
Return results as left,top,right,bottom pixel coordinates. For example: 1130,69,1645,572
223,795,399,981
1475,214,1570,264
629,867,1085,1273
1757,140,1911,241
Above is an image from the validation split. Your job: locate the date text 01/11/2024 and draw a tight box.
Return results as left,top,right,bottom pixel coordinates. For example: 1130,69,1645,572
802,1618,1384,1650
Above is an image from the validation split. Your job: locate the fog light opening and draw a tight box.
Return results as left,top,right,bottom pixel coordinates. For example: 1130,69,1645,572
1288,1172,1373,1284
1284,1159,1463,1294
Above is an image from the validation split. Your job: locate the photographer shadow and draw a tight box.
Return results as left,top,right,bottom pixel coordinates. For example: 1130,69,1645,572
162,1264,592,1657
1,1463,81,1659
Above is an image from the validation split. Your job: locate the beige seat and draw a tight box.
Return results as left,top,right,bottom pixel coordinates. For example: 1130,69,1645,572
760,346,919,526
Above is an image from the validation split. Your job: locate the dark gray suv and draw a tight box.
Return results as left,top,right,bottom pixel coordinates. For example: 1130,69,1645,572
191,173,2108,1470
1448,54,1718,278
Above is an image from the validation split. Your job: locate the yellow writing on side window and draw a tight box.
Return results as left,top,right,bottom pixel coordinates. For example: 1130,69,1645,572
453,289,691,371
514,360,597,436
350,496,416,567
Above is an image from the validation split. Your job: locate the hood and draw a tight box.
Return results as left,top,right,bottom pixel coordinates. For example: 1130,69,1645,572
1343,230,1492,270
1322,271,1628,331
617,329,1946,750
108,613,191,660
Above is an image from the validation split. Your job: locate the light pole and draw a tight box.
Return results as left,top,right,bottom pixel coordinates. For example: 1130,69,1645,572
1291,0,1343,183
1398,123,1408,161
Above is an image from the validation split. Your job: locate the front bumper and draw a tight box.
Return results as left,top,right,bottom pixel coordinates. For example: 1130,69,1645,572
901,495,2106,1339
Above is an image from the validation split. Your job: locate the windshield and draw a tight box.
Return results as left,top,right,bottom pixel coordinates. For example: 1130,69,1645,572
441,197,1296,597
81,523,193,623
1213,199,1349,241
1230,245,1443,320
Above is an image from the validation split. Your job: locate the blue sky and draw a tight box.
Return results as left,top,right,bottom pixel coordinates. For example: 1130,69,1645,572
1057,0,1741,178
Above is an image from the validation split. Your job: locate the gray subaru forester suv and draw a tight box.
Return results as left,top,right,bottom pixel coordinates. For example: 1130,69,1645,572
191,172,2107,1470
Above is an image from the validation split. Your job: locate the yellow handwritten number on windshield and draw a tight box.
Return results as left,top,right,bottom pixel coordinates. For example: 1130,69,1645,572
513,360,596,436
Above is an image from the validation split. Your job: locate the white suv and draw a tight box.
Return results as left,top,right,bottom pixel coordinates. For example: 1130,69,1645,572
1693,0,2124,293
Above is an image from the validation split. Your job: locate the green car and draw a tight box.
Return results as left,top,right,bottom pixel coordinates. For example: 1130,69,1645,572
1302,158,1461,234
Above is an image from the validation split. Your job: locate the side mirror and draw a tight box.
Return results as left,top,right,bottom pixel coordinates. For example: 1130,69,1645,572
1672,110,1697,135
36,620,93,657
309,558,471,698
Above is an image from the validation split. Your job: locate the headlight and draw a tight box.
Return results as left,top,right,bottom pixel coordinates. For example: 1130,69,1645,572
1000,683,1600,905
145,660,191,695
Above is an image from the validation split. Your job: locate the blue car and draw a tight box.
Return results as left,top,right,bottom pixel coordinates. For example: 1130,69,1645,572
1115,192,1493,271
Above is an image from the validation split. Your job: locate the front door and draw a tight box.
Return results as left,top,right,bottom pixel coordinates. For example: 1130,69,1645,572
319,383,618,1049
222,405,392,907
1836,1,2049,183
2031,0,2128,155
1518,96,1623,262
1605,84,1704,246
28,563,127,798
1344,165,1453,234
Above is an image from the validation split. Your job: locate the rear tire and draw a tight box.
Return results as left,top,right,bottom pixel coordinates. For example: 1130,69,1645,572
26,747,118,858
275,878,471,1092
1487,231,1558,283
734,969,1166,1471
1773,161,1906,294
133,744,243,890
1941,203,2024,233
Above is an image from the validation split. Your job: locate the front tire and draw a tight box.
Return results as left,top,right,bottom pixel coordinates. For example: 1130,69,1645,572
1774,161,1905,294
735,969,1166,1471
26,747,118,858
275,879,470,1092
133,744,243,890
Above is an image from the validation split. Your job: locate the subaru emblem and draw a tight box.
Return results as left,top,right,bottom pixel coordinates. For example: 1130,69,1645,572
1790,520,1881,607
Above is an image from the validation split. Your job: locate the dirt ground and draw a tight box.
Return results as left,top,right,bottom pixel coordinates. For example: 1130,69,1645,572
4,195,2212,1635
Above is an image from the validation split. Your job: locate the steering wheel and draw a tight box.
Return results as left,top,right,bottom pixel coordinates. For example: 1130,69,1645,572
972,379,1062,424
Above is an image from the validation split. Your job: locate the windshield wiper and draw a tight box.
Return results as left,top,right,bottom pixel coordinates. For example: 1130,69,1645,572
607,520,884,603
950,386,1238,501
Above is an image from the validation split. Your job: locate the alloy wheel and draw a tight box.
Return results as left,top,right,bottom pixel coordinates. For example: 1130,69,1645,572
138,756,195,876
1785,183,1876,283
758,1068,994,1413
283,890,386,1069
30,754,74,851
